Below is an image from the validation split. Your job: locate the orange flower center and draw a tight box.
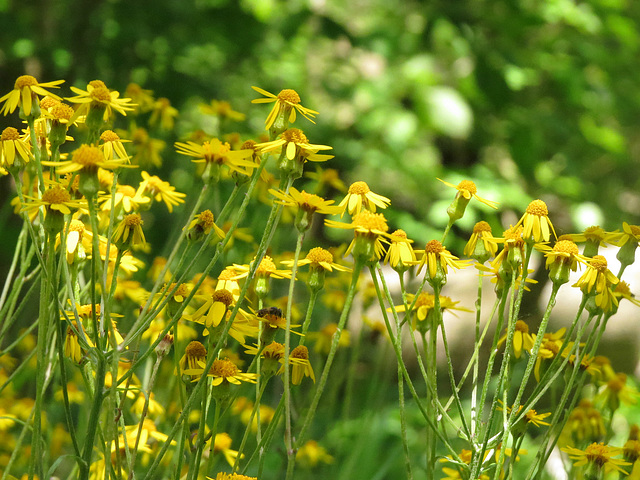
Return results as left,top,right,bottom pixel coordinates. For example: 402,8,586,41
123,213,143,227
218,268,236,281
90,86,111,102
281,128,308,144
390,229,408,241
553,240,579,255
69,219,85,233
589,255,608,272
89,80,107,89
72,145,104,166
291,345,309,360
629,225,640,237
306,247,333,264
424,240,445,254
277,89,301,104
185,341,207,358
614,281,632,296
584,443,611,468
241,139,257,151
256,256,277,274
100,130,120,142
473,221,492,234
414,292,435,309
40,96,60,110
197,209,215,229
1,127,20,141
212,289,233,306
262,341,284,359
457,180,477,195
14,75,38,89
348,181,370,195
42,187,71,205
525,199,549,217
51,103,74,121
352,210,388,233
515,320,529,333
503,225,524,242
174,283,190,298
212,358,239,378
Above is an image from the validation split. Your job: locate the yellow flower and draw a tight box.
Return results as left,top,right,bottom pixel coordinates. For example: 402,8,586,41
464,221,499,261
49,144,128,175
21,185,85,217
0,74,64,116
392,292,472,331
149,97,178,130
255,128,333,162
98,184,150,213
531,328,567,382
64,321,94,363
516,199,556,242
137,171,186,212
112,213,146,248
561,443,630,475
130,127,165,168
125,82,155,113
295,440,335,468
498,320,535,359
182,289,234,329
99,130,130,161
338,181,391,217
232,255,293,280
285,345,315,385
281,247,351,273
207,473,257,480
200,99,246,121
251,86,318,130
597,372,638,411
0,127,31,169
67,79,135,121
175,138,256,176
384,229,416,270
572,255,619,312
269,186,342,215
498,400,551,428
189,358,258,386
307,323,350,354
186,209,226,242
415,240,471,281
438,178,498,209
613,281,640,308
325,210,390,261
178,341,207,377
208,432,242,467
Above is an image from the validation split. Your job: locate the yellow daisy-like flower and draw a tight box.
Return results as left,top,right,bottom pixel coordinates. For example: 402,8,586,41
597,372,638,412
532,328,567,382
269,186,342,215
281,247,351,273
0,127,31,169
516,199,556,243
415,240,471,281
175,138,256,175
112,213,146,248
137,171,186,213
295,440,335,468
191,358,258,386
178,340,207,377
613,281,640,307
572,254,619,312
438,178,499,209
207,432,242,467
130,127,165,168
255,128,333,163
149,97,178,131
200,99,246,121
498,401,551,428
67,79,136,121
536,239,585,271
325,210,390,261
207,473,257,480
186,209,226,242
99,130,130,161
613,222,640,248
562,443,630,475
338,181,391,217
48,144,129,175
21,185,85,217
464,221,499,261
384,229,416,270
232,256,293,280
251,86,318,131
286,345,315,385
0,75,64,116
391,292,472,331
64,321,94,363
125,82,155,113
491,225,526,271
182,289,234,329
498,320,535,359
307,322,350,355
98,184,150,213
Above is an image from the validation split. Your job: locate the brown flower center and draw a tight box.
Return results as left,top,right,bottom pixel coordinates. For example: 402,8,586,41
185,341,207,358
1,127,20,141
212,289,233,306
212,358,239,378
291,345,309,360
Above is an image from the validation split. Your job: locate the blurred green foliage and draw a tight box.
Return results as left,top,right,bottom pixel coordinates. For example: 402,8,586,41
2,0,640,237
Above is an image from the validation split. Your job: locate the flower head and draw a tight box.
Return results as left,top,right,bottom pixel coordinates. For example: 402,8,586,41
137,171,186,213
0,75,64,116
286,345,315,385
178,341,207,377
572,255,619,312
99,130,130,161
255,128,333,163
325,210,390,262
438,178,498,222
175,138,256,177
338,181,391,217
251,86,318,131
186,209,226,242
67,80,135,121
0,127,31,170
112,213,146,249
282,247,350,273
515,199,556,242
270,187,341,215
562,443,630,475
464,221,499,263
415,240,470,284
498,320,535,359
50,144,128,175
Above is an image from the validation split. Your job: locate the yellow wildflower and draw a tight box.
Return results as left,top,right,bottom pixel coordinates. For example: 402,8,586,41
0,74,64,116
251,86,318,130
